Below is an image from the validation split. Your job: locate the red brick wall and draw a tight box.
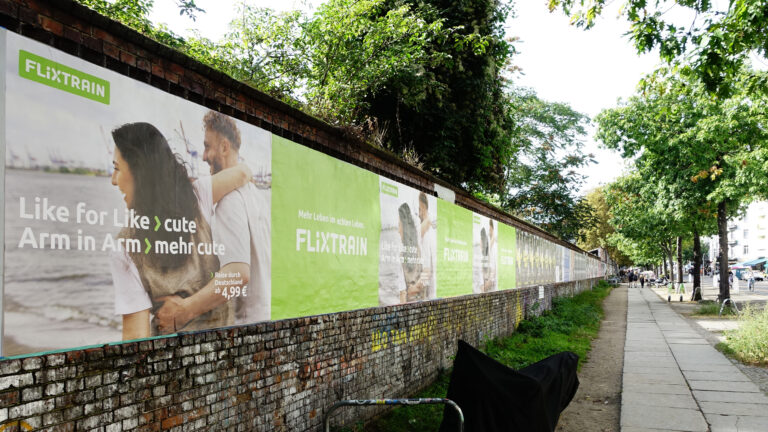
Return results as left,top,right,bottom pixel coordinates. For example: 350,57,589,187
0,1,604,430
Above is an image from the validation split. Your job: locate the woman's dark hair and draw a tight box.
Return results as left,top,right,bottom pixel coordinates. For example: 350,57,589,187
398,203,421,283
112,122,200,269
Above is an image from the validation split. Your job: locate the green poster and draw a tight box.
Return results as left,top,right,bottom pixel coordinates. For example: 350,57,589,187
498,222,517,290
436,200,473,298
271,136,380,319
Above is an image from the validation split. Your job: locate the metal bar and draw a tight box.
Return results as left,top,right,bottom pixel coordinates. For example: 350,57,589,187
322,398,464,432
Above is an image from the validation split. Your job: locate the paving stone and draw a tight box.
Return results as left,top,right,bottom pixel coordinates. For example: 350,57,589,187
625,366,681,375
688,380,761,393
706,413,768,432
678,364,739,373
623,373,687,386
623,383,691,395
683,371,751,382
622,428,687,432
622,392,699,409
624,352,675,360
666,332,701,338
693,390,768,404
667,339,711,345
621,405,708,431
699,401,768,416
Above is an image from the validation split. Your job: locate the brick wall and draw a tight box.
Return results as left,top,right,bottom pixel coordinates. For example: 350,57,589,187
0,280,599,431
0,1,605,430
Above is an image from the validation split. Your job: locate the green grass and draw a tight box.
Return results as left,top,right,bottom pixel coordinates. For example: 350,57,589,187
693,300,738,317
335,281,614,431
720,303,768,365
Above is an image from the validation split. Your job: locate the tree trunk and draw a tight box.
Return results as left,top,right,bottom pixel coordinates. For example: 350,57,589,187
664,240,674,282
718,201,730,300
693,230,702,301
677,236,683,284
668,253,674,282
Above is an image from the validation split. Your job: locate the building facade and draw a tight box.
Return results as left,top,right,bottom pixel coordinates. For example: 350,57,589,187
707,201,768,268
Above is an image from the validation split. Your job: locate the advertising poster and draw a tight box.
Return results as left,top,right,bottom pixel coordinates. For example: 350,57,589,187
271,136,380,319
436,200,473,298
0,28,606,357
562,246,572,283
497,222,516,290
378,178,437,306
543,240,556,285
516,230,531,287
472,213,498,293
3,30,272,356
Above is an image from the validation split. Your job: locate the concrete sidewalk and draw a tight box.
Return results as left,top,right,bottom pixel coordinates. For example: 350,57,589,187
621,287,768,431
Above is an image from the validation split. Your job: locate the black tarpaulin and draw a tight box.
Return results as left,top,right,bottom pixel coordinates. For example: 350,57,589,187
438,340,579,432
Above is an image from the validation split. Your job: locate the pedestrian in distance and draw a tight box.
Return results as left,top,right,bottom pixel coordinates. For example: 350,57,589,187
640,275,645,289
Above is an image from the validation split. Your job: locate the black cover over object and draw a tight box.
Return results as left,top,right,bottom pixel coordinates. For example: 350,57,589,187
438,340,579,432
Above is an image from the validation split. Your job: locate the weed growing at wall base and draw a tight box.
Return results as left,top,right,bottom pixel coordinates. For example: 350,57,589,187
335,281,614,431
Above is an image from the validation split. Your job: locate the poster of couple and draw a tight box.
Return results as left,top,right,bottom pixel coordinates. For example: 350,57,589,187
2,30,271,356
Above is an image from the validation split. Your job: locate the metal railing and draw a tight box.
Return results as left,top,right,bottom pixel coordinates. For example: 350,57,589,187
322,398,464,432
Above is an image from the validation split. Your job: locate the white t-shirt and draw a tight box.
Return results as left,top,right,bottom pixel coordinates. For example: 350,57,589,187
487,238,497,291
213,183,271,324
420,224,436,299
111,177,214,315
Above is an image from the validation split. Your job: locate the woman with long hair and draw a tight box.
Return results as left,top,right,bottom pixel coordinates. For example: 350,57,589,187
397,203,423,302
109,122,250,340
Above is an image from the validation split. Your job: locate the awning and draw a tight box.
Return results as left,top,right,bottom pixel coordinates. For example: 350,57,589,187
739,257,768,267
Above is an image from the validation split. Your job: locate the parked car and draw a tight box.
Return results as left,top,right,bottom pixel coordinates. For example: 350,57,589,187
754,271,765,281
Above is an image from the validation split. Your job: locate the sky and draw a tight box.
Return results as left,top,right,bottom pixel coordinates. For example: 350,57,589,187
148,0,665,194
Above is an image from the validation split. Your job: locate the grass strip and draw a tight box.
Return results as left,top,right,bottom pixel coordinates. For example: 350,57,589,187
335,280,614,432
719,303,768,365
693,300,738,317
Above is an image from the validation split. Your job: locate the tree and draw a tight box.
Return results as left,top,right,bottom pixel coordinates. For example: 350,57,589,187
75,0,595,238
577,187,632,267
604,174,676,272
596,67,768,299
549,0,768,96
358,0,516,194
498,87,594,242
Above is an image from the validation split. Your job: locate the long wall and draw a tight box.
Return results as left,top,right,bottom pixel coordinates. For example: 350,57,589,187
0,1,607,430
0,280,600,431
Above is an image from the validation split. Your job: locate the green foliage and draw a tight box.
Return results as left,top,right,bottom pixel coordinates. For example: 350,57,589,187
722,303,768,365
337,281,613,431
360,0,517,194
597,67,768,269
604,174,676,266
577,187,632,266
75,0,595,238
501,87,594,242
549,0,768,96
694,300,737,317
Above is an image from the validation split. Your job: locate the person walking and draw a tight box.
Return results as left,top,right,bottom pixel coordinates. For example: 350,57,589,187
640,274,645,289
